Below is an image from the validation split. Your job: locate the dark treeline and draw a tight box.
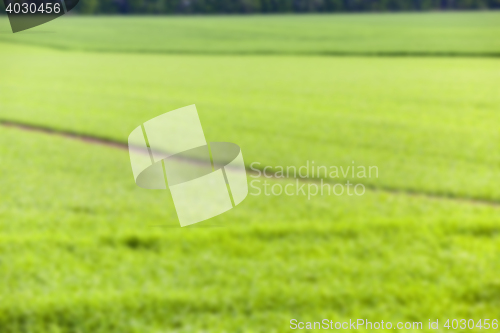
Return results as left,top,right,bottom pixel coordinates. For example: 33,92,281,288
1,0,499,14
76,0,500,13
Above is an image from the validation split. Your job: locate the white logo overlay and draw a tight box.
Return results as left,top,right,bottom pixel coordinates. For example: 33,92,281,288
128,105,248,227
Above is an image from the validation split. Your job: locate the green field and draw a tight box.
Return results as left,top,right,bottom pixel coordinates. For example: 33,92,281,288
1,13,500,333
1,13,500,55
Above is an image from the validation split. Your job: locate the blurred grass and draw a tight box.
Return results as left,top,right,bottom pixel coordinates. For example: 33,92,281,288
0,13,500,56
1,12,500,333
1,126,500,332
1,42,499,201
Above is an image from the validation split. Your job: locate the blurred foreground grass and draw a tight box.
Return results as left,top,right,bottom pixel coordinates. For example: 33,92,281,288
2,126,500,332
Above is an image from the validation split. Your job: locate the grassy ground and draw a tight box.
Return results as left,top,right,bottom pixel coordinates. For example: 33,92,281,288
2,126,500,333
1,42,499,200
1,13,500,55
0,13,500,333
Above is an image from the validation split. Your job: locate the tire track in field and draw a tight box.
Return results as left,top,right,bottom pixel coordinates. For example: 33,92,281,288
2,119,499,207
1,39,500,58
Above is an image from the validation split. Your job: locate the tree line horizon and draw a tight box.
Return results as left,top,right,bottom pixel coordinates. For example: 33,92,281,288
1,0,499,14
